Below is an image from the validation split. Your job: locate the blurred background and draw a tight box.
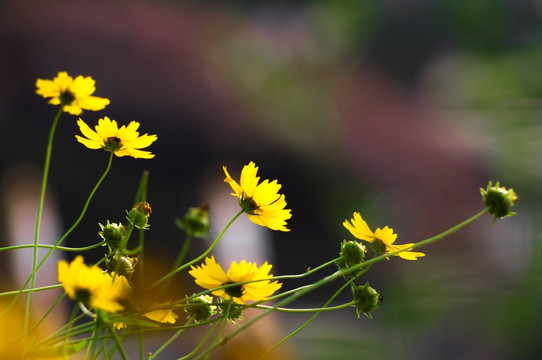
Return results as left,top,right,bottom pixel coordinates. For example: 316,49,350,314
0,0,541,359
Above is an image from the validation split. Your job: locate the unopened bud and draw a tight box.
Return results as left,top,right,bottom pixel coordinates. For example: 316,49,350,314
99,221,127,250
184,295,216,322
480,181,518,221
351,282,382,319
127,201,151,229
336,240,366,278
175,205,210,237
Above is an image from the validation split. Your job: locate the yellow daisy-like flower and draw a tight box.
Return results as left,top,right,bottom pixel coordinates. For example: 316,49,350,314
57,255,132,312
223,161,292,231
36,71,110,115
343,212,425,260
75,117,157,159
189,256,282,304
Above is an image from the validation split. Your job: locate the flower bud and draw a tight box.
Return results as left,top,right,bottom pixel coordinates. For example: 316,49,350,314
336,240,366,278
175,205,210,237
480,181,519,221
351,282,382,319
127,201,151,230
219,300,244,323
184,295,216,322
106,255,138,280
99,221,127,250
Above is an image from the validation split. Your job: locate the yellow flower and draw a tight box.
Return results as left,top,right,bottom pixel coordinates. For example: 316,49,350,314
343,212,425,260
223,161,292,231
189,256,282,304
75,117,157,159
36,71,110,115
57,256,132,312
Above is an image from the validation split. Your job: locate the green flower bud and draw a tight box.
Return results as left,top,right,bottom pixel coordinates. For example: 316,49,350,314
106,255,138,280
127,201,151,230
184,295,216,322
175,205,210,237
219,300,244,323
351,282,382,319
99,221,127,250
336,240,366,279
480,181,519,221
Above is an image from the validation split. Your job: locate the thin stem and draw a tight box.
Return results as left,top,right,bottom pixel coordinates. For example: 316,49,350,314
148,316,195,360
0,241,106,252
5,153,114,319
256,302,355,313
192,208,490,358
0,284,63,297
27,107,63,334
176,316,224,360
259,279,355,359
151,209,244,289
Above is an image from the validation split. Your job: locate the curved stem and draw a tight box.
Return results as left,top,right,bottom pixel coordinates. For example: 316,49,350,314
151,209,244,289
0,241,106,252
259,278,355,359
26,107,62,334
3,153,114,320
192,208,490,359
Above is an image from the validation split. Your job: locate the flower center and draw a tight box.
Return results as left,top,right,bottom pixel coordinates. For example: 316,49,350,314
369,238,387,255
59,89,76,105
103,137,123,153
74,287,92,305
223,282,245,299
239,196,259,215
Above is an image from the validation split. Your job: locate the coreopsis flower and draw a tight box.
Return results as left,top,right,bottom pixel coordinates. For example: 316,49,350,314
36,71,110,115
223,161,292,231
57,255,132,312
343,212,425,260
75,117,157,159
189,256,282,304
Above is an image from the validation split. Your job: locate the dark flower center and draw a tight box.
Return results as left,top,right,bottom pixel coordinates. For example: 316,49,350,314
74,287,91,304
59,89,76,105
104,137,123,153
223,282,245,299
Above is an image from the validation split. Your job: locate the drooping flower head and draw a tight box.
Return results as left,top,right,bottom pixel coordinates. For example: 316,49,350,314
36,71,110,115
343,212,425,260
223,161,292,231
189,256,282,304
57,255,132,312
75,117,157,159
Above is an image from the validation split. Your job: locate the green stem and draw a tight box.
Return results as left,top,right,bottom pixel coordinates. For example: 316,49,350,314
177,316,224,360
0,241,106,252
256,302,355,313
258,279,355,359
192,208,490,359
6,153,114,318
26,107,63,335
151,209,244,289
148,316,195,360
0,284,63,297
